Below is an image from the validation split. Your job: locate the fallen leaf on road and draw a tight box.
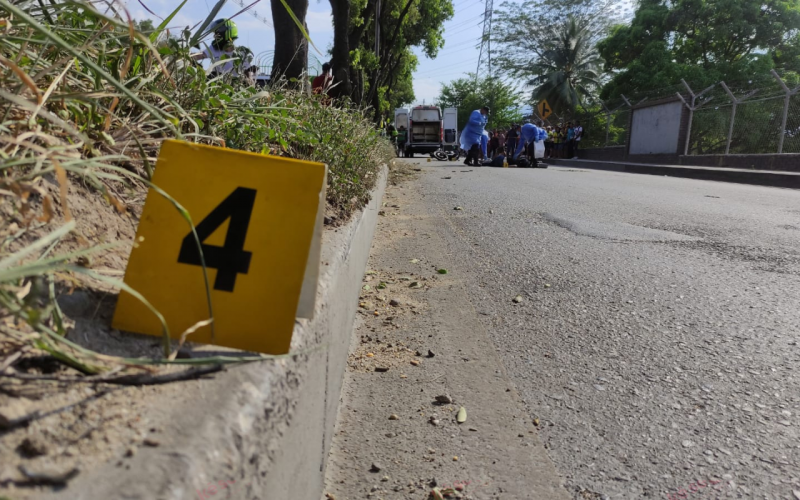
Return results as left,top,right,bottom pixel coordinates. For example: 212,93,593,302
366,353,374,357
437,269,448,274
409,281,423,289
457,407,467,423
410,259,420,263
410,360,420,366
442,176,452,179
389,414,399,420
513,295,523,303
363,285,370,290
454,206,463,211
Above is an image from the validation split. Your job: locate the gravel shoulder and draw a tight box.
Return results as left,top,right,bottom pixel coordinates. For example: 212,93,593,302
323,161,570,500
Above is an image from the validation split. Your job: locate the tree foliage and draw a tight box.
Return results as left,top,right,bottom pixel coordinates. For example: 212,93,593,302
597,0,800,98
491,0,626,114
330,0,453,120
435,75,523,130
526,16,603,114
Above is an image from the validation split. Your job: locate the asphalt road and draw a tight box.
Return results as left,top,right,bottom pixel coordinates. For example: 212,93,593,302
407,160,800,499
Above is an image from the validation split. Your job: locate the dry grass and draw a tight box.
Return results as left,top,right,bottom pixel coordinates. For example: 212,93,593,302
0,0,393,377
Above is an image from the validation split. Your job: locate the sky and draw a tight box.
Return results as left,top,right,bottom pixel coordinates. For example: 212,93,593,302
121,0,495,105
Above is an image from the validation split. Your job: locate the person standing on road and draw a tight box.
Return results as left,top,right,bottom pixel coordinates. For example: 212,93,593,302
460,106,490,166
396,126,407,157
573,121,583,158
506,124,519,156
557,125,566,158
566,122,575,159
487,130,495,158
544,126,553,159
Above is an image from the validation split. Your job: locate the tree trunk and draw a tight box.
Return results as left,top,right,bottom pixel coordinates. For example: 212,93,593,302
270,0,309,83
371,70,382,123
328,0,352,98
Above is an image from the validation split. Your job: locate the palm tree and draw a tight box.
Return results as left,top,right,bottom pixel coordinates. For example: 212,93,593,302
528,16,603,115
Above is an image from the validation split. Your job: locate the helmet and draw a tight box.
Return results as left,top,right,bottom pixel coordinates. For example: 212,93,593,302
211,19,238,44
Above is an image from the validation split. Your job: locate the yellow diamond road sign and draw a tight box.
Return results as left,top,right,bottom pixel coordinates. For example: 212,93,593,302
537,99,552,120
112,140,326,355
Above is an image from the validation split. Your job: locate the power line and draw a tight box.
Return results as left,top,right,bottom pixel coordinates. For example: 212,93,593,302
444,18,485,38
475,0,493,80
416,57,479,77
444,13,484,31
228,0,272,28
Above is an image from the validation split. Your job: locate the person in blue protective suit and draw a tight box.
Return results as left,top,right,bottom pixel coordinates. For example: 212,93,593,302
460,107,490,166
512,123,548,168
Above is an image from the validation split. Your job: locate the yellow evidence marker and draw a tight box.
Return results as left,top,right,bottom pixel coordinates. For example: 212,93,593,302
112,140,326,355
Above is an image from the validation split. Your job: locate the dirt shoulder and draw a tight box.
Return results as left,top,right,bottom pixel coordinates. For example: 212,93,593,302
323,161,569,500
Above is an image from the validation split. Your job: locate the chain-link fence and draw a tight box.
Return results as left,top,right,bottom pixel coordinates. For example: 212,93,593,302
677,71,799,155
539,71,800,155
534,97,632,148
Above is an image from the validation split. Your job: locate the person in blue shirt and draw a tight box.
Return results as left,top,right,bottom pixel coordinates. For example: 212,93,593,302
566,122,575,159
460,107,490,166
512,123,548,168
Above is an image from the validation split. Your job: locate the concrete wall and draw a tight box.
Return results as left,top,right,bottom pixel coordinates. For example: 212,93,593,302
677,154,800,172
629,101,683,155
575,148,800,173
577,146,626,161
48,167,387,500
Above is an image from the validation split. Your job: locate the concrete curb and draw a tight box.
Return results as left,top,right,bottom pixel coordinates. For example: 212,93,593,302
47,166,387,500
549,158,800,189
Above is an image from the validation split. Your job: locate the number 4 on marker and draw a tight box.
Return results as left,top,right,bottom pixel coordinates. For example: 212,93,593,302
178,187,256,292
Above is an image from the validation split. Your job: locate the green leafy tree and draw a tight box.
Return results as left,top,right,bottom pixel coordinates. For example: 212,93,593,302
526,16,603,114
135,19,155,33
597,0,800,98
329,0,453,121
492,0,627,78
492,0,624,114
436,75,523,130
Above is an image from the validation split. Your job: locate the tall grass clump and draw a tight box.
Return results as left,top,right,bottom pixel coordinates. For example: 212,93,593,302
0,0,393,374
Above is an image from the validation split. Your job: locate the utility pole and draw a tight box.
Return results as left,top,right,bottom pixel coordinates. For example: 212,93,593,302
475,0,493,80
